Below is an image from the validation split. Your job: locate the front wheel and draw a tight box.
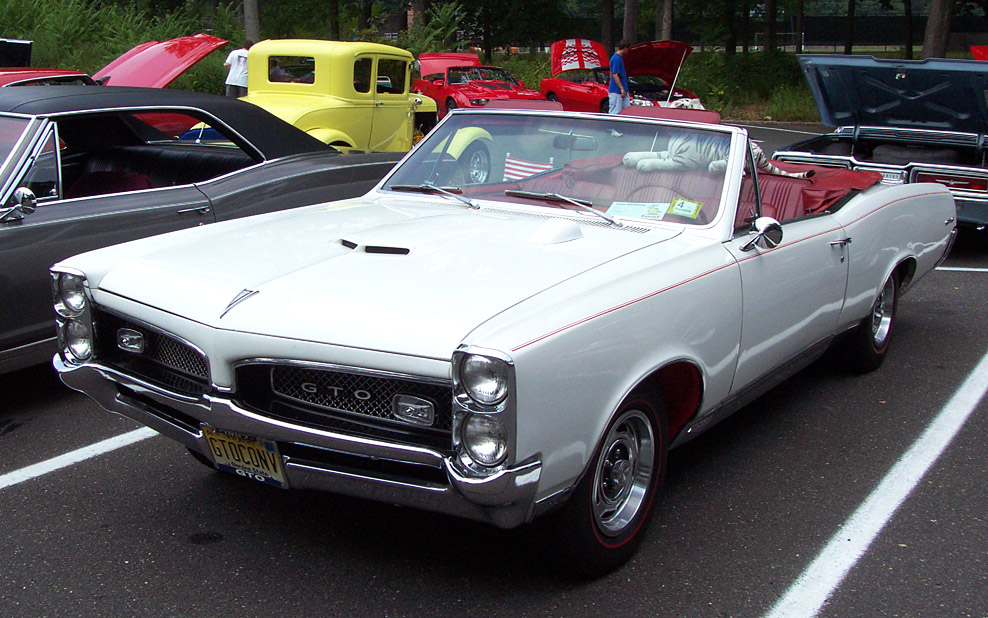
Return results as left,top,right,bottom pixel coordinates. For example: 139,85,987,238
546,92,559,102
542,388,668,578
600,98,610,113
846,270,899,373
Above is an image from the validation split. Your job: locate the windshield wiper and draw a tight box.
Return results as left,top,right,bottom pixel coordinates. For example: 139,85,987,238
390,183,480,209
504,190,621,228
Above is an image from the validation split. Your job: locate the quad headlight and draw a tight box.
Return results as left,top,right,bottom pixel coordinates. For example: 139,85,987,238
469,98,489,106
64,319,93,361
453,349,515,470
461,413,508,466
52,270,93,364
54,273,87,317
459,353,510,406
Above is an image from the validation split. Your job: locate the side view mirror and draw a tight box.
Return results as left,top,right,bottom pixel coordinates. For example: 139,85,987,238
0,187,37,223
518,80,525,87
740,216,783,252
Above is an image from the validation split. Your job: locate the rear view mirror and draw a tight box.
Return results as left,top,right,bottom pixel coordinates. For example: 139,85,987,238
552,134,597,152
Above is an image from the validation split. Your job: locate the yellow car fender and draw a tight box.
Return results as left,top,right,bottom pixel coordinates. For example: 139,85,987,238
443,127,492,159
305,127,356,149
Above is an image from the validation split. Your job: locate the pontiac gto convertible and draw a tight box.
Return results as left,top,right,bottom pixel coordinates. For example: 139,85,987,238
54,109,956,576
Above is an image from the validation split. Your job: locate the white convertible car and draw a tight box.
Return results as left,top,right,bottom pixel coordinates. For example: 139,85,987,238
53,107,956,576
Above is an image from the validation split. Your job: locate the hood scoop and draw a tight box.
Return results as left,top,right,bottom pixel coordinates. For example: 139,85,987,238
340,238,411,255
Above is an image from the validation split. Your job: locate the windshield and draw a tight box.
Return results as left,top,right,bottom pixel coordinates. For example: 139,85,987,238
449,67,518,84
383,112,732,226
0,115,30,170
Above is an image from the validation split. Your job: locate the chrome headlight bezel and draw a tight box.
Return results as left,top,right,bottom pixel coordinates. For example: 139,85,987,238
452,347,516,473
51,268,94,365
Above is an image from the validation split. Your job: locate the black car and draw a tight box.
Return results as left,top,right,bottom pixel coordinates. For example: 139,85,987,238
774,55,987,228
0,86,401,373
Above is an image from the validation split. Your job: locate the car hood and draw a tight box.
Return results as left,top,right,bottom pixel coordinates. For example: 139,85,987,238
419,52,480,77
549,39,692,83
454,81,542,98
92,33,227,87
95,199,675,359
798,54,988,133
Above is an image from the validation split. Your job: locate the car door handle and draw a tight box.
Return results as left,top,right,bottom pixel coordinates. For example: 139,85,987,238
830,237,852,247
177,205,212,216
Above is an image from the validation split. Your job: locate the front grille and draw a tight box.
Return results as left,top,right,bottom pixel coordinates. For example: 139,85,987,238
93,308,209,397
236,363,453,453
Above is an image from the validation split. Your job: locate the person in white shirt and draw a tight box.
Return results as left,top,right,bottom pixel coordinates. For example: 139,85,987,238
224,39,253,97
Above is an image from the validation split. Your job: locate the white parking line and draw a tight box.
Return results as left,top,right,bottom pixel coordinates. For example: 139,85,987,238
764,350,988,618
0,427,157,490
936,266,988,272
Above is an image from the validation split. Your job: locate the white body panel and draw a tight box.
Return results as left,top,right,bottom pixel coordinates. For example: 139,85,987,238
53,110,956,529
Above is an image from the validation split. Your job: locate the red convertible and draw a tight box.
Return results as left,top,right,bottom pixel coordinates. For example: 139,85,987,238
539,39,701,113
413,52,544,117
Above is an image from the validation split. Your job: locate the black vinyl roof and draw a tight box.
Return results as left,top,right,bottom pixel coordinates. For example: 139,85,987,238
0,85,333,159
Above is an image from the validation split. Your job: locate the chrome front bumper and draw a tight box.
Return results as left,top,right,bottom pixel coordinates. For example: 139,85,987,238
57,358,541,529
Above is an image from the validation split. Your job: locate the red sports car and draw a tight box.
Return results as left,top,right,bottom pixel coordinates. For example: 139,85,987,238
0,33,226,88
539,39,700,113
413,52,545,117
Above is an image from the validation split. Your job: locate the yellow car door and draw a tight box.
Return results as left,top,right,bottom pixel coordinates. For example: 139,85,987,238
369,55,414,152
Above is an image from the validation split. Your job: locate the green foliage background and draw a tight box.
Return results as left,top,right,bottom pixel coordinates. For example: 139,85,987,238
0,0,820,120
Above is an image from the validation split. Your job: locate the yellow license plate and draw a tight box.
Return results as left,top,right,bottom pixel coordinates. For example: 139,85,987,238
201,425,287,488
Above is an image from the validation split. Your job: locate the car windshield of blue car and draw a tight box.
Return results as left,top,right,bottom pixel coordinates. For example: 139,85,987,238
0,115,31,173
382,111,732,226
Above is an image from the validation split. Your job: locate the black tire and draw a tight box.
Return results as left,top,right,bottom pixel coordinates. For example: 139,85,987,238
542,388,668,578
546,92,559,102
460,141,491,184
846,270,900,373
445,98,458,113
600,98,610,113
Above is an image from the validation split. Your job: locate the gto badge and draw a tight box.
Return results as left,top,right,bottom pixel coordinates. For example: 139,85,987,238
392,394,435,426
116,328,145,354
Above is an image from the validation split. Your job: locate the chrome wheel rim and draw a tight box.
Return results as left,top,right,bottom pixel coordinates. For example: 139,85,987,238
871,275,896,348
592,409,655,536
466,147,490,183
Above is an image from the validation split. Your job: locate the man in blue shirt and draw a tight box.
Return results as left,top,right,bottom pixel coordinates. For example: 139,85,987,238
608,40,630,114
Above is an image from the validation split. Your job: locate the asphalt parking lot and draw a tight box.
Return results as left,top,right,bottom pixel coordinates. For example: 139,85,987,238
2,125,987,617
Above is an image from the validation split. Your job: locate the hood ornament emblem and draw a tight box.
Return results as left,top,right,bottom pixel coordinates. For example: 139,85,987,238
221,289,259,319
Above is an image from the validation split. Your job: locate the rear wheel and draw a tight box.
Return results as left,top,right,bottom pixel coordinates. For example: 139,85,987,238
543,388,667,578
546,92,559,102
846,270,899,373
600,98,610,113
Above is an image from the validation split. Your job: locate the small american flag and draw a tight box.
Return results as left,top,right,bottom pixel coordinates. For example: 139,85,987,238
503,154,554,180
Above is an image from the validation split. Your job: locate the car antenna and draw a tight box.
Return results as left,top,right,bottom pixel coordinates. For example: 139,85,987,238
665,47,688,105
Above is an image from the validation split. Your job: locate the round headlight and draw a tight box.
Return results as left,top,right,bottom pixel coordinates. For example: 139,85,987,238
58,274,87,316
462,413,508,467
459,354,510,406
65,319,92,361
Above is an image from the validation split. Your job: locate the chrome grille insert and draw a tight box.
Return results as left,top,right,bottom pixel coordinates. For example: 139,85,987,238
93,309,209,397
235,362,453,453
